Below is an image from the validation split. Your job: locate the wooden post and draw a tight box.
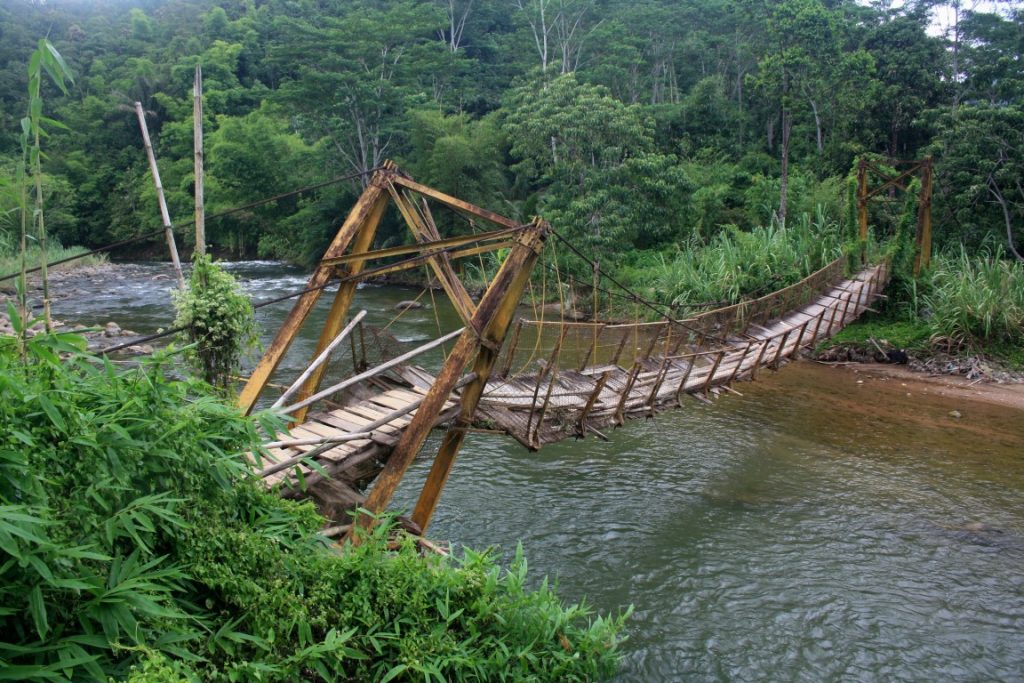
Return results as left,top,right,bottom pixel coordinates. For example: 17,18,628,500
238,167,393,414
914,156,933,276
840,289,854,326
750,339,771,380
791,319,811,354
726,342,754,384
289,192,390,424
576,371,610,437
674,356,697,402
825,293,843,336
350,220,548,534
771,329,792,368
702,350,726,393
857,157,869,263
810,307,827,346
134,102,184,289
193,65,205,257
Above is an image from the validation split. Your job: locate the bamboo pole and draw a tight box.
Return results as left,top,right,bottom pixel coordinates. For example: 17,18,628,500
263,432,372,452
271,310,368,409
193,65,205,257
279,327,465,415
134,102,185,289
857,158,868,263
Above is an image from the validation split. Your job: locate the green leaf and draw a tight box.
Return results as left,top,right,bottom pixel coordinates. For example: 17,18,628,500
36,394,65,431
379,664,408,683
28,585,48,639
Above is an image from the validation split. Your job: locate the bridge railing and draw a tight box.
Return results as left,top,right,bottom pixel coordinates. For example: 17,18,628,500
494,256,849,379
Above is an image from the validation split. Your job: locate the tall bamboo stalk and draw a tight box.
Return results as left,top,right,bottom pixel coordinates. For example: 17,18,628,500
193,65,205,258
135,102,185,288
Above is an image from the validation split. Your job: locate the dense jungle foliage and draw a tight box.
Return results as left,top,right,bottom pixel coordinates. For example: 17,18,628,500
0,0,1021,283
0,321,627,681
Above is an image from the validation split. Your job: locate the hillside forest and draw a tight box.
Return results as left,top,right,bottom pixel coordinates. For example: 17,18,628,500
0,0,1022,286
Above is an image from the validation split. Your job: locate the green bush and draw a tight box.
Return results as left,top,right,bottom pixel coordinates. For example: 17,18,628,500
623,210,845,313
925,247,1024,350
0,318,627,681
173,255,257,388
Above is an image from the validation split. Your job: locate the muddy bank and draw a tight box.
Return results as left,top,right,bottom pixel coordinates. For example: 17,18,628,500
823,361,1024,412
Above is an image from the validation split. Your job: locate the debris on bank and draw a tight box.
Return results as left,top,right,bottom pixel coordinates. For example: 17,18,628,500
815,339,1023,384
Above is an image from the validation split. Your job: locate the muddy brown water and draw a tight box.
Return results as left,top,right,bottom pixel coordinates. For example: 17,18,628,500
46,261,1024,681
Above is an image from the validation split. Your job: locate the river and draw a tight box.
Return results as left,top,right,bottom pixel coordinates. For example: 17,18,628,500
50,261,1024,682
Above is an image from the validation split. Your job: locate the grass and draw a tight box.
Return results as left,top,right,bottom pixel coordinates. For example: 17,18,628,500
621,209,846,314
925,247,1024,350
0,241,107,291
822,314,933,351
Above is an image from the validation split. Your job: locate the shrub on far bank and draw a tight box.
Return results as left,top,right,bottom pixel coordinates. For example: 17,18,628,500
926,248,1024,351
0,320,627,681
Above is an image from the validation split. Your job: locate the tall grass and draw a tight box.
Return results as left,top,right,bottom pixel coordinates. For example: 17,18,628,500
0,239,106,284
629,209,845,312
926,247,1024,349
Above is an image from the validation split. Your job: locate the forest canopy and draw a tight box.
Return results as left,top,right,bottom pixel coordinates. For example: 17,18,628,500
0,0,1021,269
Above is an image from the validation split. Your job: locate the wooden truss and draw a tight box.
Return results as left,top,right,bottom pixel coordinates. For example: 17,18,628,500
238,161,548,533
856,156,933,275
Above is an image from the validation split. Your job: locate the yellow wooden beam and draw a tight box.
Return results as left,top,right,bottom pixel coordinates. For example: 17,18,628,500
391,174,522,230
237,167,394,414
321,226,523,267
352,219,549,536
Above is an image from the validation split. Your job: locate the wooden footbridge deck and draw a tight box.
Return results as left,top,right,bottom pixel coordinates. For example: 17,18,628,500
238,162,891,539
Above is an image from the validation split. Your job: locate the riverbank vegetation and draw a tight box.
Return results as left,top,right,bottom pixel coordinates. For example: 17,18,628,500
0,322,627,681
829,247,1024,371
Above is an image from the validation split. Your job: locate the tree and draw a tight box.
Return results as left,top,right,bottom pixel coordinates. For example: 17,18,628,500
512,0,598,75
928,104,1024,260
271,1,449,181
750,0,866,223
503,74,692,256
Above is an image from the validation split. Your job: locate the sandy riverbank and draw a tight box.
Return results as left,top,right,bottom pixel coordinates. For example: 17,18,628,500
824,361,1024,412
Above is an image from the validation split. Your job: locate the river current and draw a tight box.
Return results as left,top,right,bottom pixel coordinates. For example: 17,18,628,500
50,261,1024,682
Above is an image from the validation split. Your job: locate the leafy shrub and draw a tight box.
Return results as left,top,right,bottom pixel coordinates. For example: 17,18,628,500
624,210,845,312
173,254,257,388
0,318,627,681
925,247,1024,350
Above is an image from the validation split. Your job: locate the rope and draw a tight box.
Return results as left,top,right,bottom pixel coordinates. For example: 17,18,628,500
548,228,730,344
380,285,430,333
0,166,385,283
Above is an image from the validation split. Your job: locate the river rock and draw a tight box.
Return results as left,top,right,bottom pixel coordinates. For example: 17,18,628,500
394,300,424,311
104,322,121,337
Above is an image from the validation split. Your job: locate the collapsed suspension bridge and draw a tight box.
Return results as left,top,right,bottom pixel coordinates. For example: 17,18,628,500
238,162,890,542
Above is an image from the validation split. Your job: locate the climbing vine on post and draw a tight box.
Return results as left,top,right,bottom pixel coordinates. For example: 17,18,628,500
173,255,256,389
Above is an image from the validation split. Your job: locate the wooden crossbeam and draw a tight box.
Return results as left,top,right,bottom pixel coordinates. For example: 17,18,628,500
321,226,524,267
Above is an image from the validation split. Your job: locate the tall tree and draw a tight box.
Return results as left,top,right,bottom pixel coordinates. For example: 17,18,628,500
271,1,449,181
